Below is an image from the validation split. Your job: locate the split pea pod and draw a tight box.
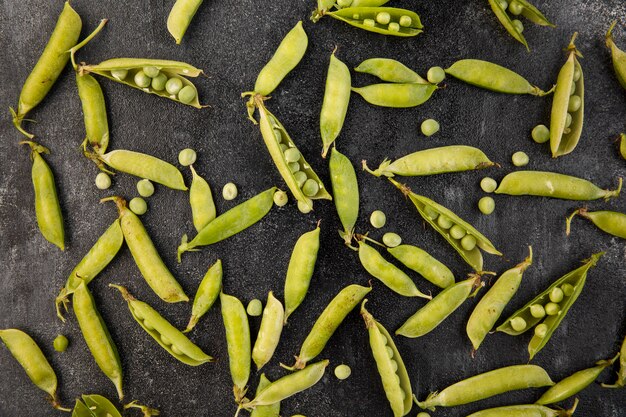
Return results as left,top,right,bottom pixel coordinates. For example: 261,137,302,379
355,58,427,84
221,292,251,403
73,281,123,399
396,275,483,338
21,141,65,250
550,34,584,157
184,259,222,333
363,146,495,177
606,21,626,90
417,364,554,410
286,284,371,370
76,394,124,417
487,0,554,51
0,329,68,411
352,83,437,108
497,252,603,360
189,165,216,232
11,2,82,138
329,147,359,246
468,399,578,417
566,208,626,239
284,224,321,321
110,285,212,365
76,73,110,154
323,8,423,37
103,197,188,303
387,244,455,288
466,247,533,350
495,171,622,201
603,335,626,388
252,292,284,370
320,52,351,157
250,374,280,417
167,0,203,44
177,187,277,261
361,301,412,417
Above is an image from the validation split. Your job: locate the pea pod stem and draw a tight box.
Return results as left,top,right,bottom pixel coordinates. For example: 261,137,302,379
70,19,109,70
124,400,160,416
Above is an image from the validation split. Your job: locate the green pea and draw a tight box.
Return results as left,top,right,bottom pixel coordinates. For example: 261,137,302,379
421,119,440,136
565,113,572,128
510,317,527,331
247,299,263,316
337,0,352,6
461,234,477,251
508,0,523,15
294,171,307,187
512,151,529,167
545,302,560,316
134,70,151,88
427,66,446,84
363,18,376,27
297,199,313,214
497,0,508,9
399,15,413,27
137,179,155,197
143,66,160,78
424,205,439,220
437,215,453,229
549,287,564,303
53,335,69,352
534,323,548,338
530,304,546,318
568,95,581,112
160,334,172,346
273,128,283,144
178,85,196,104
273,190,288,207
512,19,524,33
302,179,319,197
573,66,581,82
111,69,128,81
178,148,197,166
382,232,402,248
449,225,466,240
222,182,238,200
352,13,360,20
376,12,391,24
95,172,112,189
478,197,495,215
166,77,184,95
279,143,288,152
370,210,386,228
480,177,498,193
151,73,168,91
561,283,575,297
334,364,352,380
388,22,400,32
532,124,550,143
288,162,300,173
129,197,148,215
284,147,301,163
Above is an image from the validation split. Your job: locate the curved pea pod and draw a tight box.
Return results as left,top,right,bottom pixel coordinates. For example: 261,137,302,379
167,0,203,44
189,165,216,232
537,354,619,405
467,247,533,351
103,196,188,303
76,72,109,154
250,374,280,417
603,335,626,388
320,52,351,158
487,0,528,50
363,146,495,177
389,178,502,272
284,225,321,321
286,284,371,370
417,364,553,410
495,171,622,201
329,148,359,246
361,301,412,417
325,8,422,37
81,394,123,417
566,208,626,239
0,329,68,411
252,292,285,370
177,187,277,261
357,240,431,299
497,252,603,360
184,259,222,333
467,399,578,417
11,2,82,138
606,21,626,90
396,275,482,338
620,133,626,160
80,58,205,108
21,141,65,250
445,59,549,95
221,292,251,403
73,281,123,399
550,34,584,157
355,58,428,84
110,285,212,366
352,83,437,108
387,244,455,288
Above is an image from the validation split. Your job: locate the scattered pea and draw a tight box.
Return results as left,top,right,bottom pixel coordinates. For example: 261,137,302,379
143,66,160,78
534,323,548,338
437,215,453,229
178,86,196,104
297,200,312,214
549,287,564,303
512,19,524,33
129,197,148,215
460,234,477,251
399,15,412,27
363,18,376,27
273,190,288,207
137,179,155,197
568,95,581,112
284,148,301,163
370,210,386,228
53,335,69,352
480,177,498,193
111,69,128,81
532,124,550,143
334,364,352,380
561,283,575,297
376,12,391,25
95,172,112,190
449,224,466,239
388,22,400,32
424,205,439,220
247,299,263,316
478,197,495,215
570,82,576,95
178,148,197,166
165,77,183,95
530,304,546,319
421,119,440,136
573,67,581,82
223,182,238,200
294,171,307,187
279,143,288,152
508,0,524,15
382,232,402,248
545,302,560,316
427,66,446,84
134,70,151,88
151,73,168,91
510,317,527,331
512,151,529,167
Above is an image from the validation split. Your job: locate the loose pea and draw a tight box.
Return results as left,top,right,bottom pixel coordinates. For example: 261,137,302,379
421,119,440,136
280,143,288,152
53,335,69,352
95,172,112,189
143,66,160,78
273,190,288,207
478,197,495,215
532,124,550,143
297,200,312,214
549,287,564,303
530,304,546,318
388,22,400,32
511,151,529,167
424,205,439,220
437,215,453,229
427,66,446,84
129,197,147,215
223,182,238,200
376,12,391,25
134,70,151,88
565,113,572,128
399,15,413,27
363,18,376,27
178,148,197,166
568,95,581,112
334,364,352,380
512,19,524,34
480,177,498,193
510,317,527,331
534,323,548,338
247,299,263,316
166,77,184,95
461,234,477,251
449,225,466,240
508,0,524,15
178,85,196,104
570,82,576,95
382,232,402,248
171,345,183,355
137,179,155,197
302,179,319,197
111,69,128,81
545,302,560,316
370,210,386,228
288,162,300,173
284,147,301,163
562,283,575,296
294,171,307,187
151,73,168,91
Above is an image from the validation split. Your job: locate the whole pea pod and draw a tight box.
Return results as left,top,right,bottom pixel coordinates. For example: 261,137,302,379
603,335,626,388
21,141,65,251
320,51,351,157
318,7,423,37
11,2,82,138
355,58,428,84
363,146,495,177
487,0,554,51
361,301,412,417
495,171,622,201
250,374,280,417
252,291,285,370
467,399,578,417
606,21,626,90
417,364,554,410
352,83,437,108
284,224,321,321
0,329,69,411
221,292,251,403
620,133,626,160
110,285,212,365
329,148,359,246
184,259,222,333
76,73,110,154
387,244,455,289
177,187,277,261
103,196,188,303
566,208,626,239
497,252,603,360
167,0,203,44
189,165,216,232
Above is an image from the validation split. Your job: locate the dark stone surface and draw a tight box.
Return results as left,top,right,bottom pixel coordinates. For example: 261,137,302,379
1,0,625,416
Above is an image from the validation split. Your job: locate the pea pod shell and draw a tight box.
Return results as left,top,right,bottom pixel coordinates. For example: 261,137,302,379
328,7,423,37
167,0,203,44
284,225,321,321
467,404,571,417
387,244,455,288
352,83,437,108
184,259,223,333
487,0,528,50
189,165,216,232
320,52,351,157
221,292,251,401
566,209,626,239
250,374,280,417
355,58,428,84
606,21,626,90
81,394,123,417
76,72,109,154
99,150,187,190
329,148,359,245
252,292,285,370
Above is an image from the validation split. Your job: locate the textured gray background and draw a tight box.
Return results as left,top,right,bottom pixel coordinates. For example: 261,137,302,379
1,0,626,416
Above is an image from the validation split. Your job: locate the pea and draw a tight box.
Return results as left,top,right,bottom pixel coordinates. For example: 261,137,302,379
530,304,546,319
151,73,168,91
424,205,439,220
382,232,402,247
480,177,498,193
497,0,508,9
294,171,307,187
222,182,238,200
53,335,69,352
165,77,184,95
302,179,320,197
399,15,413,27
297,200,312,214
134,70,151,88
143,320,154,330
273,190,288,207
160,334,172,346
178,86,196,104
561,283,575,297
288,162,300,173
437,215,453,229
376,12,391,25
565,113,573,128
129,197,148,215
246,299,263,316
427,66,446,84
460,234,477,251
334,364,352,380
478,196,495,215
388,22,400,32
137,179,155,197
390,359,398,372
363,18,376,27
549,287,564,303
512,19,524,33
511,151,529,167
449,224,466,239
95,172,111,190
370,210,386,228
111,69,128,81
534,323,548,338
421,119,440,136
510,317,527,331
508,0,524,15
284,147,301,163
568,95,581,112
531,124,550,143
143,66,160,78
545,302,560,316
385,346,394,358
573,67,581,82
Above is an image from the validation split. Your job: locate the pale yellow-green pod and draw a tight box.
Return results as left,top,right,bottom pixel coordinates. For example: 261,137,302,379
167,0,204,44
221,292,251,403
320,52,351,158
252,292,284,370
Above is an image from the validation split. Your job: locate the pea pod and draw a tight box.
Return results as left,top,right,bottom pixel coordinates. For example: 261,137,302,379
0,329,68,411
320,52,351,157
11,2,82,138
355,58,427,84
487,0,553,51
221,292,251,403
184,259,223,333
361,301,412,417
72,399,97,417
620,133,626,160
73,281,123,399
284,224,321,321
21,141,65,250
566,208,626,239
606,21,626,90
329,148,359,246
497,252,603,360
76,73,110,154
177,187,277,261
387,244,455,288
167,0,203,44
352,83,437,108
603,335,626,388
250,374,280,417
189,165,216,232
252,292,285,370
363,146,495,177
323,7,423,37
110,285,212,365
80,394,123,417
467,399,578,417
550,34,584,157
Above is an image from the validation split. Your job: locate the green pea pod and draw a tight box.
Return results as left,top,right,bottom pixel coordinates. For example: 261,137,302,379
73,281,123,400
363,146,495,177
0,329,68,411
103,197,188,303
566,208,626,239
167,0,203,44
445,59,549,95
487,0,528,50
11,2,82,138
55,219,124,321
329,148,359,246
417,364,554,410
21,141,65,250
603,335,626,388
184,259,222,333
352,83,437,108
72,399,97,417
287,284,371,370
189,165,216,232
339,0,391,9
221,292,251,403
111,285,212,365
284,224,321,321
250,374,280,417
466,247,533,351
497,252,603,360
320,52,351,157
361,301,412,417
177,187,277,261
606,21,626,90
81,394,123,417
252,291,285,370
316,0,336,15
76,72,109,154
495,171,622,201
550,34,584,157
355,58,428,85
326,7,423,37
467,399,578,417
517,0,555,26
387,244,455,288
396,275,482,338
537,354,619,405
620,133,626,159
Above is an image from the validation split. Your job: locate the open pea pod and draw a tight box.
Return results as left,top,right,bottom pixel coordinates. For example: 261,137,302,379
620,133,626,160
326,7,423,37
487,0,528,50
516,0,555,27
80,395,122,417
